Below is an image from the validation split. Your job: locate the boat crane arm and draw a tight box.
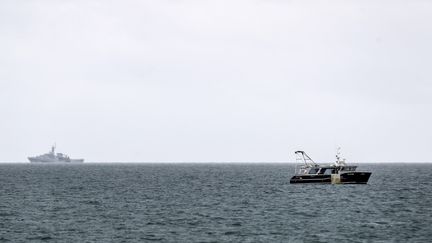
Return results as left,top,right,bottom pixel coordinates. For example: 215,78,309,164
295,151,317,166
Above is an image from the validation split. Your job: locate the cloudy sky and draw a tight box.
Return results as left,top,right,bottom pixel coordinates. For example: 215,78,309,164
1,0,431,162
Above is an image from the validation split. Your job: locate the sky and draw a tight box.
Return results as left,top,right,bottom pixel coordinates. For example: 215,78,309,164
1,0,432,162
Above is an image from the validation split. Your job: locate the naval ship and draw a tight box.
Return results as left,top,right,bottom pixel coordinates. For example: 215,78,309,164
28,145,84,163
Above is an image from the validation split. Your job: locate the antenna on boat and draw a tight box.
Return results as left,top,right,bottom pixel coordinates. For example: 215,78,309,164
51,143,56,154
295,151,317,167
335,147,346,166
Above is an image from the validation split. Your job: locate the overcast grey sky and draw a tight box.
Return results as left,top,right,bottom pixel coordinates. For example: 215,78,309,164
1,0,431,162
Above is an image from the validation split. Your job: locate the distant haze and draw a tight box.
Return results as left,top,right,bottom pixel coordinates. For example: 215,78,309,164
1,0,431,162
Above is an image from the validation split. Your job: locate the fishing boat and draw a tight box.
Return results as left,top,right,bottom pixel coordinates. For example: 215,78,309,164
290,149,371,184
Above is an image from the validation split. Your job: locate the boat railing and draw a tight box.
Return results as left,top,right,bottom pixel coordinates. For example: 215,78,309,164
294,164,302,175
294,164,314,175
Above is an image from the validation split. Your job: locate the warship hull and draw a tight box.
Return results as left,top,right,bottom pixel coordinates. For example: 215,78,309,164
28,158,84,163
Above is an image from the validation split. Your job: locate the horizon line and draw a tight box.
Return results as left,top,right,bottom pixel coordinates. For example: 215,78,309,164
1,161,432,164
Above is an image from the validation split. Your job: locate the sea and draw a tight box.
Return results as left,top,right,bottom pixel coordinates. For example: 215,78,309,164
0,163,431,242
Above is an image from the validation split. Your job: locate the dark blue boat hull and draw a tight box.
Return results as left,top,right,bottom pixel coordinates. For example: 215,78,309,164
290,172,371,184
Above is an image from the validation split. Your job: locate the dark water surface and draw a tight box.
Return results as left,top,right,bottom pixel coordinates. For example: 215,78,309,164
0,163,431,242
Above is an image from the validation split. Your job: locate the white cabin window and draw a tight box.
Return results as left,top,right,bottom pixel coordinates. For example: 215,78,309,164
308,168,319,174
324,169,333,175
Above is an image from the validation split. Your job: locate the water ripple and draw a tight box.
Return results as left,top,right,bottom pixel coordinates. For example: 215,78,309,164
0,163,431,242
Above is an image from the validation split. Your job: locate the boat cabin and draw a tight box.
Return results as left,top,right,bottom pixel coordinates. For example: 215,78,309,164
295,165,358,176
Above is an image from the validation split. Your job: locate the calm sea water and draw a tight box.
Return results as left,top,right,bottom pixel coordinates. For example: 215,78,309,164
0,163,431,242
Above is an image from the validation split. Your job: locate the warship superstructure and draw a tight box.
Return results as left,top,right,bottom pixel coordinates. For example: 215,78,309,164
28,145,84,163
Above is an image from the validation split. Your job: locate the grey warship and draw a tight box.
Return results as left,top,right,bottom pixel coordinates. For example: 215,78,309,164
28,145,84,163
